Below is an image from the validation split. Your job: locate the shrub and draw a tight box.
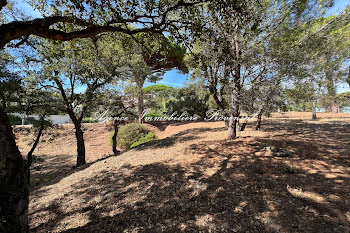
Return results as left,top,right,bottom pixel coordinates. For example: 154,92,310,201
9,114,22,125
112,123,150,150
144,109,164,118
130,132,157,148
82,117,98,123
24,117,37,125
143,84,173,94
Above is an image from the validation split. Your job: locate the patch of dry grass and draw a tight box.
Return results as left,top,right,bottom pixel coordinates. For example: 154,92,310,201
12,113,350,233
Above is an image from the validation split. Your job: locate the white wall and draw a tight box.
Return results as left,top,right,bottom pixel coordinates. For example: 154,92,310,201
47,115,70,124
12,113,70,125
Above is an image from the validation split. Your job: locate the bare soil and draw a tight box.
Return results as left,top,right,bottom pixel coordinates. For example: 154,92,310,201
14,112,350,233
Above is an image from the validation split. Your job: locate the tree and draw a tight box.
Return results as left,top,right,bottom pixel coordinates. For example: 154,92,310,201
165,83,211,119
189,0,334,139
0,47,56,166
0,43,30,233
313,14,350,112
240,75,283,130
105,92,136,155
275,8,350,116
0,1,204,231
0,0,204,48
33,35,132,167
26,115,52,166
189,40,229,114
143,85,176,115
125,33,187,123
188,1,282,138
0,104,29,233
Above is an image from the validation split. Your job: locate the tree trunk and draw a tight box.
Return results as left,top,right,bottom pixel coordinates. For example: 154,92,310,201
138,95,144,123
224,120,229,129
75,126,86,167
227,116,237,139
227,37,241,140
27,122,45,167
325,55,338,112
0,107,29,233
255,109,264,130
312,98,317,120
228,81,240,139
325,71,336,97
137,80,145,124
112,120,120,155
68,112,86,167
240,117,249,131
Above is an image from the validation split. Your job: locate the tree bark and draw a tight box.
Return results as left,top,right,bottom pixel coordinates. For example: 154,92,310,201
75,125,86,167
0,1,201,49
137,79,146,124
325,70,336,97
255,108,264,130
227,37,241,140
55,76,86,167
312,98,317,120
68,112,86,167
227,80,240,139
138,95,144,123
324,54,339,113
240,117,249,131
0,107,29,233
112,120,120,155
0,0,7,11
27,121,45,167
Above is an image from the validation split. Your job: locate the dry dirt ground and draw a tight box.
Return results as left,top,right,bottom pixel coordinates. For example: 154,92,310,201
14,112,350,233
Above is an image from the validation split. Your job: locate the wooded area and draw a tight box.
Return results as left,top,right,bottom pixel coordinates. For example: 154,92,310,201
0,0,349,232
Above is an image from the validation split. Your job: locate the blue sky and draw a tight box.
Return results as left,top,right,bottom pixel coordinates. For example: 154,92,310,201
144,70,190,88
11,0,350,92
325,0,350,16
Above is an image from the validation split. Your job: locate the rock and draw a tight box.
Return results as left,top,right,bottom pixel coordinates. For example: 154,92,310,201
208,144,217,151
264,146,294,157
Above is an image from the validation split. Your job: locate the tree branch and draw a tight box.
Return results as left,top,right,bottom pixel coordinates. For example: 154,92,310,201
0,0,6,11
0,1,205,48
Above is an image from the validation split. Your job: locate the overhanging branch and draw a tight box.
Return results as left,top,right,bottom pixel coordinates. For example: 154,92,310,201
0,0,6,11
0,0,206,48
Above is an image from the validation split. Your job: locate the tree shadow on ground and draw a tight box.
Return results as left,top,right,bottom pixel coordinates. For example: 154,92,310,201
256,119,349,165
30,153,116,195
133,127,226,150
30,140,350,233
29,119,350,233
146,121,195,131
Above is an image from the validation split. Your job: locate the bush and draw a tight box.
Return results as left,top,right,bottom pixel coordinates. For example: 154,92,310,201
130,132,157,148
144,109,164,118
113,123,150,150
9,114,22,125
82,117,98,123
143,84,173,94
24,117,37,125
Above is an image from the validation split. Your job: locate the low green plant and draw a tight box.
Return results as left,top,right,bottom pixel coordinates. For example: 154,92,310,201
145,109,164,118
82,117,98,123
110,123,150,150
130,132,157,148
9,114,22,125
24,117,37,125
